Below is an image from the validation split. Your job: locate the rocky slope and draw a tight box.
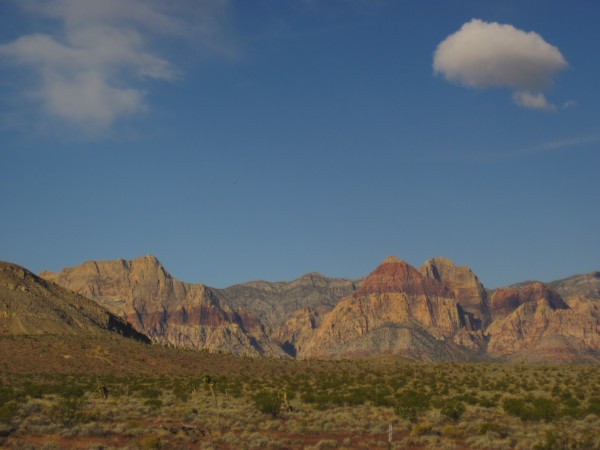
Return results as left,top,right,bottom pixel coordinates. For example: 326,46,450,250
40,256,284,357
0,261,148,342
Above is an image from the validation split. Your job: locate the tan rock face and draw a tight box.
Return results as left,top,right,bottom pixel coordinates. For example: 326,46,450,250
271,306,331,357
40,256,284,357
487,283,600,362
300,257,484,360
419,257,490,326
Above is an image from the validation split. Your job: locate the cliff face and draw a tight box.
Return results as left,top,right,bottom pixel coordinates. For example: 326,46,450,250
0,261,148,342
40,256,284,357
487,283,600,362
419,257,491,326
300,257,484,360
271,306,331,357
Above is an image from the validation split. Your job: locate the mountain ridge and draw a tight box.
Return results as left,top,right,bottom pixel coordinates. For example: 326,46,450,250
35,255,600,362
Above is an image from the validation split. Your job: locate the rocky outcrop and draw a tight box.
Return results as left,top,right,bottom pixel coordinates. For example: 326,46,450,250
0,261,149,342
301,257,484,360
419,257,490,326
487,283,600,362
40,256,284,357
489,282,568,321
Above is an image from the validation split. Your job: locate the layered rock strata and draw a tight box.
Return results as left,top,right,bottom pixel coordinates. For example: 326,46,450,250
41,256,283,357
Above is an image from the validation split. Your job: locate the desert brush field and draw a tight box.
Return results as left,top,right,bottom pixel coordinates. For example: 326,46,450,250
1,336,600,449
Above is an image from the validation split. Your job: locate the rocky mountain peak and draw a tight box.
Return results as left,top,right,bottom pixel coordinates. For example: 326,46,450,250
357,256,448,297
419,257,490,325
297,272,328,284
382,255,404,265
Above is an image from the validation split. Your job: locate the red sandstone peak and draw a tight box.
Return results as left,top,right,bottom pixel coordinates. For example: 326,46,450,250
357,256,449,297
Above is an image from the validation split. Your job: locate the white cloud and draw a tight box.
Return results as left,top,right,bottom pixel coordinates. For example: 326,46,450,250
0,0,231,132
512,91,555,111
433,19,567,110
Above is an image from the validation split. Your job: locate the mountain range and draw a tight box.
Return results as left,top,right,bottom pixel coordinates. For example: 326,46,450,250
2,255,598,363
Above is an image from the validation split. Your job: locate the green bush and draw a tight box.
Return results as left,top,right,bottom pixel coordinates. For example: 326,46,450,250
394,390,430,422
503,396,558,421
440,400,465,421
144,398,163,410
49,397,84,427
587,396,600,416
0,400,19,423
138,388,161,400
253,391,282,417
479,422,508,438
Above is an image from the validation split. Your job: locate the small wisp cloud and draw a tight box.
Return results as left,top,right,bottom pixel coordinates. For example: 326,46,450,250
433,19,567,111
0,0,231,133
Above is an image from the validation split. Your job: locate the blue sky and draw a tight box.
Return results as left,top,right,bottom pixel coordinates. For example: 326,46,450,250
1,0,599,288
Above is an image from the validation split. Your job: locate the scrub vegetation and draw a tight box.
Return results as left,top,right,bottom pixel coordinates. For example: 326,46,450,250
2,343,600,449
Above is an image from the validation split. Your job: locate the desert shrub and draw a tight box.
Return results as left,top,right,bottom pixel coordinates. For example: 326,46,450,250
171,378,197,402
144,398,163,409
394,390,430,422
138,435,162,450
138,387,161,400
228,381,243,398
253,391,282,417
49,397,84,427
441,425,465,438
503,396,559,421
20,381,49,399
479,422,508,438
0,400,19,423
440,400,465,421
411,422,433,437
477,396,497,408
53,381,89,399
0,385,16,404
314,439,338,449
533,430,584,450
587,396,600,416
